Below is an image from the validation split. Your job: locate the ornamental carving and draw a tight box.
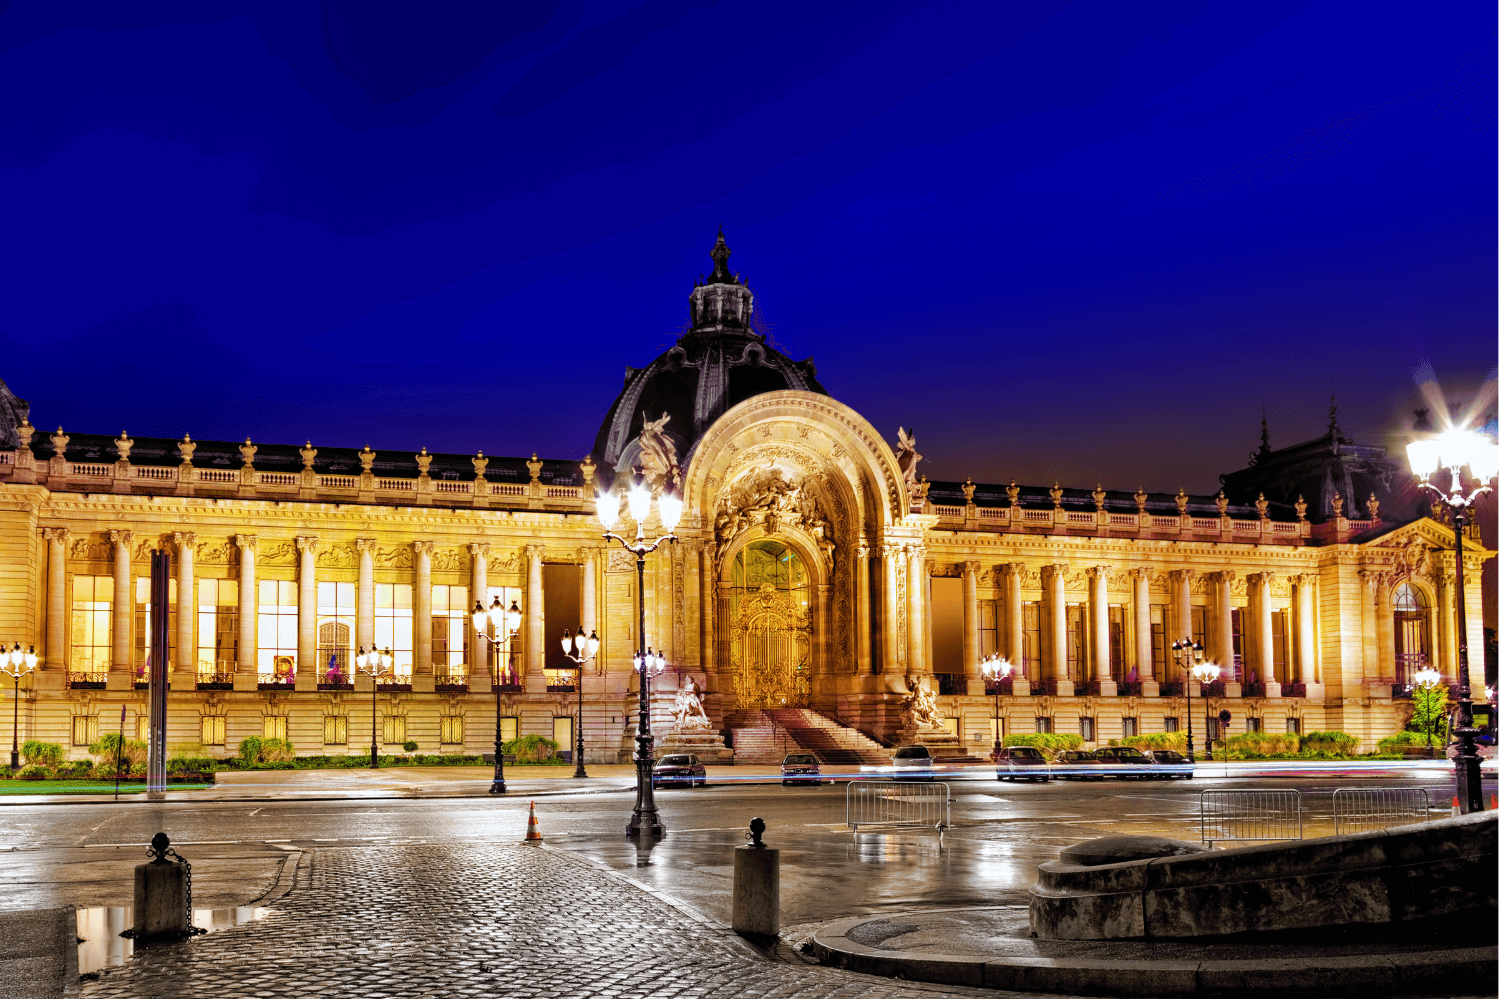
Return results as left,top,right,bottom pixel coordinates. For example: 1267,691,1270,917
607,549,637,573
260,542,298,566
1230,576,1248,597
432,548,463,571
132,539,154,562
1269,578,1290,598
729,583,812,709
929,563,961,577
1189,575,1210,595
713,462,835,570
196,541,233,564
316,544,357,569
70,537,111,561
378,546,414,569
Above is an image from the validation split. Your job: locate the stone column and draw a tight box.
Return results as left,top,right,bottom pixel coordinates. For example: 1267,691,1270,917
1294,574,1316,686
1249,572,1279,695
904,546,927,674
855,545,872,674
1358,569,1379,684
235,535,257,691
1213,571,1234,676
172,532,196,672
356,539,377,653
413,541,433,682
1131,568,1154,683
109,530,133,686
1375,574,1395,684
1041,564,1068,691
468,543,489,615
295,537,318,692
582,546,598,637
1436,571,1456,679
1002,562,1023,666
524,544,545,692
467,542,491,694
43,528,67,670
882,543,902,674
696,545,714,672
962,561,980,683
1170,569,1194,658
1086,567,1108,683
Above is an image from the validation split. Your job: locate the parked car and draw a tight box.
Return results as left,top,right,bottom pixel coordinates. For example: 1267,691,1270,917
1142,749,1194,779
780,753,823,785
994,745,1051,782
1050,749,1105,780
652,754,706,788
890,744,936,781
1092,745,1155,778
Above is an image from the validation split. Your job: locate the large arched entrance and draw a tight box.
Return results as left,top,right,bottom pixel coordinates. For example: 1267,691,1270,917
727,538,813,707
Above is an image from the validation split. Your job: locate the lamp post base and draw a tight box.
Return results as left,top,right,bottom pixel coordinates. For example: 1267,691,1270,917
8,751,17,771
572,745,588,779
369,745,379,769
488,778,507,794
625,811,666,839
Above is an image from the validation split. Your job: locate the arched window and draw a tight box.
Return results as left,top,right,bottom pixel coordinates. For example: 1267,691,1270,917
1392,581,1429,684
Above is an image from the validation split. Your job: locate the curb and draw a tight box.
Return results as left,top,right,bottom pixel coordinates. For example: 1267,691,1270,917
60,905,80,999
810,910,1499,996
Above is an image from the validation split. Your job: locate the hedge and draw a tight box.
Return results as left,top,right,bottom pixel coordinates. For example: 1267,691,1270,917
1116,732,1188,752
20,741,64,768
504,734,563,763
1002,733,1083,752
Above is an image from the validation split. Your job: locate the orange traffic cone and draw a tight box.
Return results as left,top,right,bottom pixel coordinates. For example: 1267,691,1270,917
1490,793,1496,812
1450,796,1460,817
524,800,544,844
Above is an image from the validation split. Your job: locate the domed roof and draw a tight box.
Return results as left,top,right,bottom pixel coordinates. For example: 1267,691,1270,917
592,231,826,476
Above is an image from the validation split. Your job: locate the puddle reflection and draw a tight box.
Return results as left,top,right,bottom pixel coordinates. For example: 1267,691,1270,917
75,906,272,974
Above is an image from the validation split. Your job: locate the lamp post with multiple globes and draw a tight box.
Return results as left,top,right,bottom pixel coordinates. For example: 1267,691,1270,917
353,646,393,769
1411,665,1444,760
597,468,681,839
1407,423,1497,813
472,597,523,794
1191,659,1221,760
978,653,1011,759
1170,638,1206,762
559,628,600,778
2,644,39,771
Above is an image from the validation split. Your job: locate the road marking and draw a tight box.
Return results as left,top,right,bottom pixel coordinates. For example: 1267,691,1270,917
248,808,262,817
86,840,243,847
312,838,339,842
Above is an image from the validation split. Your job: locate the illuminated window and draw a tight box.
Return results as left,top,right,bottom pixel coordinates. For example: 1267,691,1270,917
440,716,463,745
133,576,177,673
200,716,226,746
978,599,998,658
70,576,113,672
257,579,298,673
374,584,414,680
197,578,238,674
430,584,470,670
1022,602,1040,673
381,715,408,745
72,715,98,747
317,581,355,680
500,716,518,743
262,716,287,740
323,716,348,745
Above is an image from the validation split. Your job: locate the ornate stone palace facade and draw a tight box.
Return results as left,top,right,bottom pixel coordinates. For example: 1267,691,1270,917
0,235,1490,763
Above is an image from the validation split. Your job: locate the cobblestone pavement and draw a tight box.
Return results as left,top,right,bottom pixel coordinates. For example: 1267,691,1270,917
80,843,1038,999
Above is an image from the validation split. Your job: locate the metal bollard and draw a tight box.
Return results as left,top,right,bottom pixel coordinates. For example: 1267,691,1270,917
731,817,779,938
133,833,190,939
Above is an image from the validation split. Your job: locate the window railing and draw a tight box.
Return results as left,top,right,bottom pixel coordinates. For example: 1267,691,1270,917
318,670,353,690
197,671,235,689
435,669,468,691
935,673,965,696
1281,683,1307,698
1241,682,1266,698
1031,679,1059,696
984,677,1014,696
67,671,108,689
1203,680,1227,697
1158,681,1184,697
1072,680,1101,697
1116,681,1143,697
378,672,413,691
258,673,295,690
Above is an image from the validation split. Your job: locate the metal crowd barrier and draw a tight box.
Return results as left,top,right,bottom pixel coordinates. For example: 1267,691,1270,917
846,779,950,845
1332,787,1431,836
1199,790,1302,848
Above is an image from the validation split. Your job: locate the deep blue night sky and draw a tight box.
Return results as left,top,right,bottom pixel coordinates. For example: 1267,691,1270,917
2,2,1493,492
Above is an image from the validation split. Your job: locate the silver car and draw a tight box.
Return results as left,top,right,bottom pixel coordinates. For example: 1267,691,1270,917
890,744,936,781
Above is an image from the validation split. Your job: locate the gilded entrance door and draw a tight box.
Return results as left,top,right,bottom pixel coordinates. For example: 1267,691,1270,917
729,541,812,708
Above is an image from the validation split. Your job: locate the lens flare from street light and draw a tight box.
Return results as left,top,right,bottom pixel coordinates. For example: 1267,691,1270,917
627,475,651,523
596,490,620,529
659,487,682,533
1406,439,1440,478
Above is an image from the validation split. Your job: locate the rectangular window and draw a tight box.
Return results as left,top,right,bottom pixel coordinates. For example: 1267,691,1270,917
978,599,998,658
135,716,148,741
133,576,177,676
1164,716,1179,733
1206,717,1220,743
317,581,355,680
1108,606,1126,678
1150,605,1166,677
500,716,518,743
1190,605,1207,647
1065,605,1084,675
263,715,288,740
1230,608,1244,673
1022,602,1040,674
553,715,573,752
1271,609,1288,675
1034,716,1053,735
374,583,414,680
1079,717,1095,742
440,716,463,745
200,715,226,746
72,715,98,747
1285,717,1301,735
381,715,408,745
1245,717,1262,733
257,579,298,674
483,587,524,681
324,715,348,745
1121,717,1138,738
430,584,470,671
197,578,239,675
70,575,113,672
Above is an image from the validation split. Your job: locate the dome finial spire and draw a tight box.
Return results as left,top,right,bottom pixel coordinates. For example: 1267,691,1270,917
708,228,733,284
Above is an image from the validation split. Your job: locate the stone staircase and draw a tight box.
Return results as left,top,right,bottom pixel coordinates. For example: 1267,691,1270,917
727,708,890,765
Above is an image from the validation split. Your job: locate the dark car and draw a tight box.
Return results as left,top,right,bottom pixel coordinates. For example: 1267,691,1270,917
890,744,936,781
995,745,1051,782
652,753,706,788
1051,749,1105,780
780,753,823,785
1143,749,1194,779
1092,745,1154,778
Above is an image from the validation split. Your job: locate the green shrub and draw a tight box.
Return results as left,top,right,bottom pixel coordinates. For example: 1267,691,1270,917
20,741,64,768
167,756,214,775
1299,730,1358,757
402,740,418,753
260,738,296,762
1219,733,1300,759
1377,731,1440,753
1119,732,1188,752
238,736,262,764
17,764,49,779
89,734,147,771
503,734,560,763
1002,733,1083,753
168,743,207,760
54,760,92,778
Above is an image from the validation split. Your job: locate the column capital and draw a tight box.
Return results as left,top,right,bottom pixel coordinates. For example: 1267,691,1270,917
42,526,69,543
962,560,981,578
1041,562,1067,582
904,544,927,560
1000,561,1024,579
1247,570,1275,586
356,537,378,554
1214,569,1236,584
412,540,435,557
855,544,871,559
524,544,546,560
1085,565,1108,581
171,531,197,552
1129,566,1155,582
1170,568,1195,583
109,529,133,547
235,534,257,551
881,543,903,559
295,535,319,553
467,541,490,558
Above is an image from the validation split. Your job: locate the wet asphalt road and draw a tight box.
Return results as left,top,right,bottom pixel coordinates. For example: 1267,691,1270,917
0,765,1473,928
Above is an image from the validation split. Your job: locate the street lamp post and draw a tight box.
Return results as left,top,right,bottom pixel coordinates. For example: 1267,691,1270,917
1407,424,1498,813
978,653,1011,759
1171,638,1205,762
1412,664,1444,760
597,469,681,839
354,646,393,769
1192,659,1221,760
472,597,523,794
559,628,600,778
2,644,39,770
